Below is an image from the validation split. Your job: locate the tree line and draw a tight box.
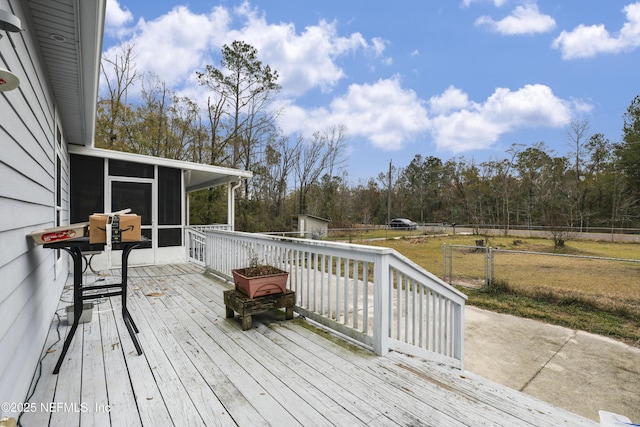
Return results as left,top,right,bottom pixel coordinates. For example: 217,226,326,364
96,42,640,233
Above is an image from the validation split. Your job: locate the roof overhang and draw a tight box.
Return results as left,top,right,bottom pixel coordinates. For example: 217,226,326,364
27,0,105,146
68,146,253,193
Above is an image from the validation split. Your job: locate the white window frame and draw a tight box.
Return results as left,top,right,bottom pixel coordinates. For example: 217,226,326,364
54,123,64,278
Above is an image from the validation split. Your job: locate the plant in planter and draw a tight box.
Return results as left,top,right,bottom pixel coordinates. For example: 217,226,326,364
231,252,289,298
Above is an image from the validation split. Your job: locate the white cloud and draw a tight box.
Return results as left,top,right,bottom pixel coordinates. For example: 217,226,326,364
101,5,229,96
475,3,556,35
371,38,387,57
279,77,430,151
105,0,133,37
461,0,508,8
227,15,371,96
101,1,384,99
228,2,389,95
428,84,584,153
552,2,640,59
281,82,592,155
429,86,472,115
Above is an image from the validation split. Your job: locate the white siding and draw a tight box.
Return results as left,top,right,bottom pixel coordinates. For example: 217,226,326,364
0,0,70,413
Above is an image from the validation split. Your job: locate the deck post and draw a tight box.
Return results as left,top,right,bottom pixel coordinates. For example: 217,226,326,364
453,303,465,370
373,253,390,356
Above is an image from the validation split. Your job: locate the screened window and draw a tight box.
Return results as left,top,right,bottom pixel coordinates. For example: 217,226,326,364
70,154,104,223
109,159,154,178
158,166,182,225
158,228,182,247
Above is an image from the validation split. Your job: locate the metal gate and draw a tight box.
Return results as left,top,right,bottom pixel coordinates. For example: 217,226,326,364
443,243,492,287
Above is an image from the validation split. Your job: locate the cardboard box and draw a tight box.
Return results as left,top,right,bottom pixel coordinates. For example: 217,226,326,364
29,222,89,245
89,213,141,244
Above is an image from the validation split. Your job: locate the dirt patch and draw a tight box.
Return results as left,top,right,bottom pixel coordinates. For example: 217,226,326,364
451,278,485,289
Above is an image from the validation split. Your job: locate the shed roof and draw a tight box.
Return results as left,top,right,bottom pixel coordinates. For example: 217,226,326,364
291,214,331,223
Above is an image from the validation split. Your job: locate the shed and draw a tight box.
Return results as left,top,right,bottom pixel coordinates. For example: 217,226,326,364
291,214,330,238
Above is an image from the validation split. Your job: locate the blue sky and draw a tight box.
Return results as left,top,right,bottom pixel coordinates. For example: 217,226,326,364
102,0,640,182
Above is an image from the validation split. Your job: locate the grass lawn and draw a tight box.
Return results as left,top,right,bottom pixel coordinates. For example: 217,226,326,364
364,233,640,347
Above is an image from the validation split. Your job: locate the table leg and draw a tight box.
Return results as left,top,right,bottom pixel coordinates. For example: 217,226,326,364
124,307,139,333
121,243,143,355
123,314,143,355
54,248,83,374
53,321,79,374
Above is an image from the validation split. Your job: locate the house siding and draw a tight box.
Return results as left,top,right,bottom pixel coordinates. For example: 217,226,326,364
0,0,71,413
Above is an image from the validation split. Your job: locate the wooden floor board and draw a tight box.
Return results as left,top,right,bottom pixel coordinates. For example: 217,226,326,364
20,263,597,427
130,267,269,427
109,293,174,426
97,298,142,427
127,272,237,427
384,351,594,426
48,308,83,427
144,266,400,425
167,278,364,426
123,297,207,427
80,303,110,427
174,271,388,426
276,321,527,426
141,288,306,426
272,319,459,426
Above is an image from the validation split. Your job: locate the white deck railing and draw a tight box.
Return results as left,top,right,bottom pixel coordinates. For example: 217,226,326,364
186,225,232,266
186,227,467,368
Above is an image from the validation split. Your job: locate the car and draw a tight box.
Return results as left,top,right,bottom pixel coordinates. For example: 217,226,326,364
388,218,417,230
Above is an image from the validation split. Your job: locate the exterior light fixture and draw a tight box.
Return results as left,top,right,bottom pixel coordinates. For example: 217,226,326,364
0,8,21,91
0,8,21,32
0,66,19,91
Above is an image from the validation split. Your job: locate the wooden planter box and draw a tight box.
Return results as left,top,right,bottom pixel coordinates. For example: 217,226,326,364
224,289,295,330
232,268,289,298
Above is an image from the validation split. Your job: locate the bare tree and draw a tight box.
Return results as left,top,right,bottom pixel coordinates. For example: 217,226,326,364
566,119,590,230
482,144,521,235
294,125,348,214
250,134,301,224
446,157,485,233
97,44,140,149
165,95,200,161
136,73,170,156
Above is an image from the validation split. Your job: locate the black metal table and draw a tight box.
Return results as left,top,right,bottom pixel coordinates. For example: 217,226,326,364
44,236,151,374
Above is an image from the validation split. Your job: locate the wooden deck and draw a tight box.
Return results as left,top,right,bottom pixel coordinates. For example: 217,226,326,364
20,263,596,426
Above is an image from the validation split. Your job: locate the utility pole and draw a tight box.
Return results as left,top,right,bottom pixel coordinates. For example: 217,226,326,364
387,160,392,226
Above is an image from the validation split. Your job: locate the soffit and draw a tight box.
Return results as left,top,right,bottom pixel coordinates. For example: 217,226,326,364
27,0,105,145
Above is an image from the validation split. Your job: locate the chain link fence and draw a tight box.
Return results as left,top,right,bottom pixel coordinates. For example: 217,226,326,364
443,243,491,288
443,243,640,307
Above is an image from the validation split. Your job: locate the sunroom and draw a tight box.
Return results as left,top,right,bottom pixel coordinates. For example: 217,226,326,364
67,145,252,269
